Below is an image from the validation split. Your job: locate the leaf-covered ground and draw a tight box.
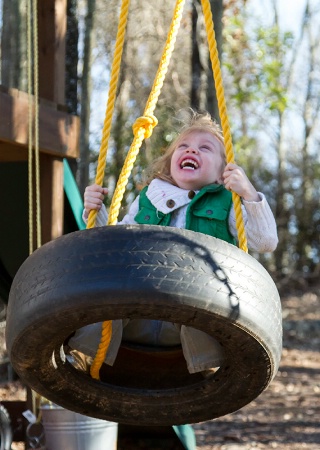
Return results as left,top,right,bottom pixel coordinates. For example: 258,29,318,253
193,287,320,449
1,285,319,449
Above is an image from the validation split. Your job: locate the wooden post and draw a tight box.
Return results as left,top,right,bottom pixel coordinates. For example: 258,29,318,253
37,0,67,244
0,3,79,446
38,0,66,104
40,154,65,243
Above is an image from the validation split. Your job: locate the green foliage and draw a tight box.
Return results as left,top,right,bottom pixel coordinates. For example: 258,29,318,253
222,5,320,278
223,15,292,116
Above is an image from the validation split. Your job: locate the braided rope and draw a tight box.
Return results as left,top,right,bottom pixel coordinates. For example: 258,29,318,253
33,0,41,249
87,0,131,231
201,0,248,252
108,0,186,225
90,0,186,380
27,0,42,253
91,0,247,379
89,0,131,380
27,0,43,419
27,0,33,254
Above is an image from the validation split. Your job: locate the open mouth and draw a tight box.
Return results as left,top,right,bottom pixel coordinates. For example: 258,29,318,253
180,159,199,170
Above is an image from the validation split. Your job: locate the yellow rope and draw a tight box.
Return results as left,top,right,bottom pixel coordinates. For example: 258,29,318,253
89,0,131,379
87,0,131,231
90,0,186,380
108,0,186,225
201,0,248,252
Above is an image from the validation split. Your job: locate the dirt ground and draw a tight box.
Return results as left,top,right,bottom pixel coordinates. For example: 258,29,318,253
193,285,320,450
1,284,319,450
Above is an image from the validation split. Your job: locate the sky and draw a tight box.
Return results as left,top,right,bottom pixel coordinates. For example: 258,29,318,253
276,0,307,30
251,0,313,33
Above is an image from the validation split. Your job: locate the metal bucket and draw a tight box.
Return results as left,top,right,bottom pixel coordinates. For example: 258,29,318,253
41,405,118,450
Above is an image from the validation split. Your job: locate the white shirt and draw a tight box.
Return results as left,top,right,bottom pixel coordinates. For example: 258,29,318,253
89,179,278,253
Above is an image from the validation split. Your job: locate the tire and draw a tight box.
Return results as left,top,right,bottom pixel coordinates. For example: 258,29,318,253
0,404,12,450
6,225,282,426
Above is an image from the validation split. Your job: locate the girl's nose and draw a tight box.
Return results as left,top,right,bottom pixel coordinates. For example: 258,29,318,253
186,147,198,154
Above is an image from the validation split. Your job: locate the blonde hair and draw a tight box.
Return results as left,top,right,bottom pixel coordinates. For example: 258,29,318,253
145,109,226,185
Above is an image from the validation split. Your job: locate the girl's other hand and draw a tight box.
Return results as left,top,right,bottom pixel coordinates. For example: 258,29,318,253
223,163,260,202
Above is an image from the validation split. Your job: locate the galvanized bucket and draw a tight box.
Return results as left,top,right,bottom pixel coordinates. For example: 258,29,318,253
41,405,118,450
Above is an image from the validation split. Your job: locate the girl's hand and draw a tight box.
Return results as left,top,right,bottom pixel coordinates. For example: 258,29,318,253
84,184,108,216
222,163,260,202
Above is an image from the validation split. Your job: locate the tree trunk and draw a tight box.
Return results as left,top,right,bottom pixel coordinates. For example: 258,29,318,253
65,0,79,177
66,0,79,116
191,0,223,121
1,0,26,89
273,112,288,276
294,3,320,276
191,0,203,110
206,0,223,121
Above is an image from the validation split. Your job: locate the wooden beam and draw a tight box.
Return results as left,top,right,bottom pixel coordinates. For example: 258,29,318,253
0,87,79,162
0,142,27,162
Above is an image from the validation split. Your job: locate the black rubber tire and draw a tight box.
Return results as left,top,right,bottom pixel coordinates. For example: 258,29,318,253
6,225,282,426
0,404,13,450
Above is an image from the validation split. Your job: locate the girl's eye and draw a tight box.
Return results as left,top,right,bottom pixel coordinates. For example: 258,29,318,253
200,146,210,151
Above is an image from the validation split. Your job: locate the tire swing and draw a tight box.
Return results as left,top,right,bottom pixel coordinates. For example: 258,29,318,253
6,0,282,426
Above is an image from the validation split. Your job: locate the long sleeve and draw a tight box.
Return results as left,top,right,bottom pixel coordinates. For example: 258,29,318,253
228,193,278,253
82,195,140,227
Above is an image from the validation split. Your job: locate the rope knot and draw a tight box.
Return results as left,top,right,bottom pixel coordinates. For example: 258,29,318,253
132,115,158,139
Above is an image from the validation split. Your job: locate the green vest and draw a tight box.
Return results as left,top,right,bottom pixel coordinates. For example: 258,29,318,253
134,183,236,245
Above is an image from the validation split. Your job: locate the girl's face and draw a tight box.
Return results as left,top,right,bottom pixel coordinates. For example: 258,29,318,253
170,130,225,191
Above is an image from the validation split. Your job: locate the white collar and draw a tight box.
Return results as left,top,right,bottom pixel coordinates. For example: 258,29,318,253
146,179,198,214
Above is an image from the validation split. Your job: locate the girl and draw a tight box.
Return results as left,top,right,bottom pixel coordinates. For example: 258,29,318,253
68,110,278,374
